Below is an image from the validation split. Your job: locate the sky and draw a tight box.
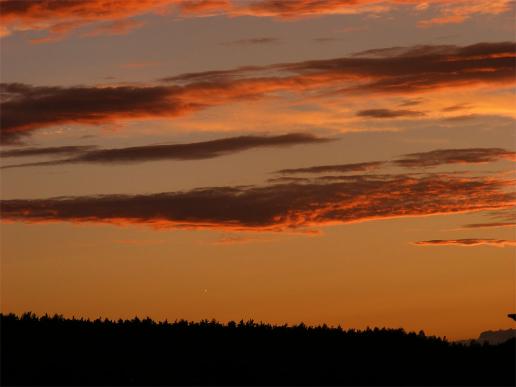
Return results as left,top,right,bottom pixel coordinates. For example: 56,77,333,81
0,0,515,340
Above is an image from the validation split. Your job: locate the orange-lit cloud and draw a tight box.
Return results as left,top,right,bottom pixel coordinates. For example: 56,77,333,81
394,148,516,168
417,0,511,27
2,42,514,143
1,1,512,41
1,173,514,232
235,0,512,22
413,238,516,247
0,0,172,40
82,19,145,38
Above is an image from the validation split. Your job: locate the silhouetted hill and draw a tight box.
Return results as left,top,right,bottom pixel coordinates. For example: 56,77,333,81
1,313,515,386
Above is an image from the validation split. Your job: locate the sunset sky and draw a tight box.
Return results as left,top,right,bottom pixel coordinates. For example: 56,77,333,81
1,0,515,340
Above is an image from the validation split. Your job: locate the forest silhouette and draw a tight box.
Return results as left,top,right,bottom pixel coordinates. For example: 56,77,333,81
1,312,515,386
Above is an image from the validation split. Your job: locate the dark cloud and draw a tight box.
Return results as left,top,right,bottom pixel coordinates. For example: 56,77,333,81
462,222,515,229
413,238,516,247
2,173,513,231
267,176,311,184
356,109,425,118
398,99,423,107
164,42,516,89
270,147,515,179
221,37,279,46
442,114,480,122
461,208,516,229
2,42,514,143
441,103,472,112
1,133,330,169
0,83,187,144
395,148,516,168
275,161,384,175
0,145,96,158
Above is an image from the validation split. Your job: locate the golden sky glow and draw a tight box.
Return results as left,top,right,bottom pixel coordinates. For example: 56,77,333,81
1,0,515,340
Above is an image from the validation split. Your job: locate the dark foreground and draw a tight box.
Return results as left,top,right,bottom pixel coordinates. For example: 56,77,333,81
1,313,515,386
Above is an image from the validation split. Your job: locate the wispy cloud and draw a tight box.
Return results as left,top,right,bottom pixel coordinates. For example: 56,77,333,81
275,161,384,175
394,148,516,168
272,147,516,176
2,41,514,143
1,133,331,169
413,238,516,247
461,222,515,229
460,209,516,229
313,37,343,43
1,145,96,158
221,37,279,46
356,109,425,118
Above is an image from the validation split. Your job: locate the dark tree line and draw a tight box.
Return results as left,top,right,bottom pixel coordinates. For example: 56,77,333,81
1,312,515,386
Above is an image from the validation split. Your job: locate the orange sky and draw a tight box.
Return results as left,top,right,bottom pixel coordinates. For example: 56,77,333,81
1,0,515,340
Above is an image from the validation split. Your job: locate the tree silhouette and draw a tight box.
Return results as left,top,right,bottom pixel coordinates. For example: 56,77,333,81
1,312,514,386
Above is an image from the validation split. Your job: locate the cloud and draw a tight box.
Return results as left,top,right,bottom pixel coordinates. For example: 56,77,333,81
0,0,171,41
164,42,516,92
1,133,331,169
416,0,512,27
441,103,472,112
395,148,516,168
2,41,513,143
461,209,516,229
398,99,423,107
221,37,279,46
267,176,311,184
0,83,184,144
413,238,516,247
218,0,512,22
275,161,384,175
462,222,515,229
29,20,90,44
1,1,512,41
178,0,232,15
82,19,145,37
0,145,96,158
442,114,481,122
313,37,343,43
5,144,511,173
356,109,425,118
1,173,514,231
273,147,516,177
